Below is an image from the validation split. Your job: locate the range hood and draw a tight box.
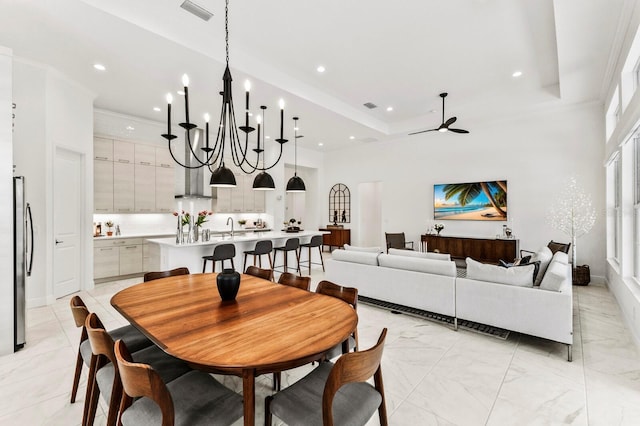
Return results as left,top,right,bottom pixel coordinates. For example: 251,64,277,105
175,128,212,199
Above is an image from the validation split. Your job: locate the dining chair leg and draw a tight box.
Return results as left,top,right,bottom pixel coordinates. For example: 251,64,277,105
308,246,312,274
267,252,273,270
265,395,274,426
318,246,325,271
81,355,98,426
272,371,281,391
105,379,122,426
70,344,83,403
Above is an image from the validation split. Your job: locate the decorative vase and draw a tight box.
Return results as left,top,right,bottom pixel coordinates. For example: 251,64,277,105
216,269,240,301
107,231,113,236
193,226,199,242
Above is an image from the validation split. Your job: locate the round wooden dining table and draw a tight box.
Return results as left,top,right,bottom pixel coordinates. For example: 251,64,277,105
110,273,358,426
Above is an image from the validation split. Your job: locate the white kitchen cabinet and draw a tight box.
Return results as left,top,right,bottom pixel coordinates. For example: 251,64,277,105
113,140,134,164
119,242,143,275
155,165,174,213
155,146,175,168
230,172,244,212
134,164,156,212
113,162,135,213
243,175,255,212
135,144,156,166
94,159,113,213
254,187,266,213
93,245,120,279
94,137,113,161
213,172,265,213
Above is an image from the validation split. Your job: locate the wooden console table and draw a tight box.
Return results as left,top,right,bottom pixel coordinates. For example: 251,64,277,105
421,234,518,265
319,227,351,251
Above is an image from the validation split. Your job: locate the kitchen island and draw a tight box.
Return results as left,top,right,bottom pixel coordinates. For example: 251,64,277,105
146,230,327,274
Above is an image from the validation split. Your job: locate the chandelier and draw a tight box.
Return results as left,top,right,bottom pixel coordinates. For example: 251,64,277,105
161,0,288,190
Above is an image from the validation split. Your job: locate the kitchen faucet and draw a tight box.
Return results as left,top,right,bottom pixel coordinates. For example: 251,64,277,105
227,217,234,238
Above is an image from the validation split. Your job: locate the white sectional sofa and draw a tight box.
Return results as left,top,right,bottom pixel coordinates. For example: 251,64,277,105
325,248,457,316
325,246,574,361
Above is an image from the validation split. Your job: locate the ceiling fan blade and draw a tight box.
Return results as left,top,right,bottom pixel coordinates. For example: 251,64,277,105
408,129,437,135
449,128,469,134
443,116,457,127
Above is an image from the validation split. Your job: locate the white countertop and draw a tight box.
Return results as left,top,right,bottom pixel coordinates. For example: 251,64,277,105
147,230,326,248
93,232,174,240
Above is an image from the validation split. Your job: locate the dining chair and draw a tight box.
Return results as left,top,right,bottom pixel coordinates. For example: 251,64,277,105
242,239,273,271
265,328,389,426
143,267,190,282
273,237,301,274
245,265,273,281
202,243,236,273
83,313,191,426
299,235,325,274
277,272,311,291
69,295,152,404
385,232,414,253
114,339,244,426
316,280,359,358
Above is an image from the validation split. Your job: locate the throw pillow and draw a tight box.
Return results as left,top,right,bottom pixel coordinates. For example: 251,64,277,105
466,257,535,287
539,261,567,291
531,246,553,286
547,241,570,255
498,259,541,285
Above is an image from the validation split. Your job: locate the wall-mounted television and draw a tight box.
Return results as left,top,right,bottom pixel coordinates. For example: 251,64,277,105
434,180,507,221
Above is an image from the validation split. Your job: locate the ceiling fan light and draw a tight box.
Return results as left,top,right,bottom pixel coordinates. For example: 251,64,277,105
286,175,306,193
438,127,448,133
209,165,237,187
252,171,275,190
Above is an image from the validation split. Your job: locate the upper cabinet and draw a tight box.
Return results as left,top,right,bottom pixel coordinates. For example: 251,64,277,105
94,137,175,213
213,170,265,213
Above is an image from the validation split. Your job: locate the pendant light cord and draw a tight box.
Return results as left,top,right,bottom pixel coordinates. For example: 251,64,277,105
225,0,229,66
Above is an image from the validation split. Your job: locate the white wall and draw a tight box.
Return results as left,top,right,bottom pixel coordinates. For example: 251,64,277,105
323,102,606,279
0,46,14,355
12,59,94,307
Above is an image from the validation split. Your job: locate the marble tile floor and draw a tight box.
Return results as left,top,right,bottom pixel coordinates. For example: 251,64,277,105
1,267,639,425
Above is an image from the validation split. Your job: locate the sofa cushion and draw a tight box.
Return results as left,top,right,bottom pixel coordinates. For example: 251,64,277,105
332,249,380,265
343,244,382,253
499,260,541,285
531,246,553,286
551,251,569,265
378,254,456,277
388,248,451,261
539,261,567,291
466,257,535,287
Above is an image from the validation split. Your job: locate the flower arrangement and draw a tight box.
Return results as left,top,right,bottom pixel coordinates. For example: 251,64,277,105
105,220,114,230
173,210,191,227
194,210,213,227
434,223,444,235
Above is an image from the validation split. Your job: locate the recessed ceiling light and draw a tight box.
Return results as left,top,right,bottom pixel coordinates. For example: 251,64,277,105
386,106,393,112
93,63,106,71
125,125,135,131
153,107,161,112
318,142,324,146
177,90,185,96
430,109,437,113
349,136,355,140
512,70,523,77
317,65,326,73
265,136,271,139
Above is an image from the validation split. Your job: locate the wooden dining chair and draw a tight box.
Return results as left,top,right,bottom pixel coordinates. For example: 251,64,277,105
69,295,152,404
277,272,311,291
143,267,190,282
385,232,414,252
83,313,191,426
316,280,359,358
265,328,389,426
114,339,244,426
245,265,273,281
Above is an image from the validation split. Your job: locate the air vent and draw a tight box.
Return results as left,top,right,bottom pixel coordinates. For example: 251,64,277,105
363,102,378,109
180,0,213,21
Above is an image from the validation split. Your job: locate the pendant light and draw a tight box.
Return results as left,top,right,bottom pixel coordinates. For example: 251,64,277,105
286,117,306,193
252,106,276,190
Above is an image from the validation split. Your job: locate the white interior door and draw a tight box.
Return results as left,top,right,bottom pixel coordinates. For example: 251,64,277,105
54,148,83,298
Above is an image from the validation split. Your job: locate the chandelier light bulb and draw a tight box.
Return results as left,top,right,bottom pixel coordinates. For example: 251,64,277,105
204,113,210,122
244,80,251,92
256,115,262,125
166,93,173,104
279,99,285,110
182,74,189,87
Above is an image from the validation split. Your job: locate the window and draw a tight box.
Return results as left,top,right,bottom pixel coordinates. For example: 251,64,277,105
614,156,622,262
635,138,640,280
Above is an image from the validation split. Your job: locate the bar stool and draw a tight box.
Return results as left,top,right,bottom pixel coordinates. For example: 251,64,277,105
299,235,325,274
242,240,273,271
202,243,236,273
273,238,301,274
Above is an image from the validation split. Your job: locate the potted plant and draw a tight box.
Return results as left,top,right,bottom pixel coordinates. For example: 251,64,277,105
434,223,444,236
238,219,247,228
105,220,114,236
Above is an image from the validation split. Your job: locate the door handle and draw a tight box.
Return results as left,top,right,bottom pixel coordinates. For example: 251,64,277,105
55,239,63,245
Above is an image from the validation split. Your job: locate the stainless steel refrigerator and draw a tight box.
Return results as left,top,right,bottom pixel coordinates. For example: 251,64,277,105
13,176,33,351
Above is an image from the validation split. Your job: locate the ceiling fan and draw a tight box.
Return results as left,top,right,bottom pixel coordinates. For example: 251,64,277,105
409,92,470,135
